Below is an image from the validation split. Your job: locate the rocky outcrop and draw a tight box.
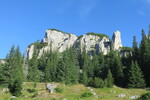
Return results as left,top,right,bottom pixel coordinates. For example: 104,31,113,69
111,31,122,50
26,29,123,59
27,29,77,59
76,34,110,55
0,59,6,64
26,45,34,59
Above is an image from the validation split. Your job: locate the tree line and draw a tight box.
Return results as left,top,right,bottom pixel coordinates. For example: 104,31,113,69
0,29,150,96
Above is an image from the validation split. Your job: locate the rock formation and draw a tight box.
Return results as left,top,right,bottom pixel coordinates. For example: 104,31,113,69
111,31,122,50
26,29,123,59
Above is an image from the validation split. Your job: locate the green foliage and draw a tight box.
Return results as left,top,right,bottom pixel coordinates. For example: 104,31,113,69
27,89,37,93
9,78,22,97
87,77,106,88
138,92,150,100
27,47,40,82
81,92,93,98
48,29,71,35
0,46,24,97
32,92,38,98
106,70,114,88
107,50,124,87
77,35,83,40
86,32,109,39
55,88,63,93
120,46,133,52
128,61,146,88
139,29,150,86
28,41,48,49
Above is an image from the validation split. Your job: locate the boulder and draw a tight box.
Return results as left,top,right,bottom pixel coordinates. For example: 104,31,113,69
46,83,56,93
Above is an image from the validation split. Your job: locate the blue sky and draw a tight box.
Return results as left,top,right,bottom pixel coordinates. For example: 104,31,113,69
0,0,150,58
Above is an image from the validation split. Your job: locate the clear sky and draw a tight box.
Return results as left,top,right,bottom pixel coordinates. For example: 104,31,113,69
0,0,150,58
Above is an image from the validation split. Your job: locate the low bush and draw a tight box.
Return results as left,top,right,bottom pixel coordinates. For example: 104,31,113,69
55,88,63,93
27,89,37,93
138,92,150,100
81,92,93,98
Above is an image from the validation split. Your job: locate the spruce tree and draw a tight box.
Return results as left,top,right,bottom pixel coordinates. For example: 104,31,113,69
0,46,24,96
62,47,79,84
132,36,139,61
80,46,90,85
44,58,51,82
56,58,66,83
128,61,146,88
108,50,124,87
27,46,40,82
92,51,99,77
139,29,150,86
106,70,114,88
82,71,88,85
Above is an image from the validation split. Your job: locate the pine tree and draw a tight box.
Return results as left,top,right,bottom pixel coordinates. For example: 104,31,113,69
9,78,22,97
56,58,66,83
108,50,124,87
139,29,150,86
128,61,146,88
106,70,114,88
62,47,79,84
27,46,40,82
80,46,90,84
132,36,139,61
82,71,88,85
92,51,99,77
0,46,24,96
44,58,51,82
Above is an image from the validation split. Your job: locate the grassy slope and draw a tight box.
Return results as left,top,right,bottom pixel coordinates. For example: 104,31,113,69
0,82,147,100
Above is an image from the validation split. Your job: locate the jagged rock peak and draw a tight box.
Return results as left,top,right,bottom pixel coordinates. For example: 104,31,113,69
27,29,78,59
76,32,110,55
42,29,77,52
111,31,122,50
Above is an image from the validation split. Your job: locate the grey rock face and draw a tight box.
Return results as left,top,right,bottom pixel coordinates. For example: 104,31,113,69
26,29,123,59
111,31,122,50
76,34,110,55
39,30,77,58
26,30,77,59
46,83,56,93
26,45,34,59
0,60,6,64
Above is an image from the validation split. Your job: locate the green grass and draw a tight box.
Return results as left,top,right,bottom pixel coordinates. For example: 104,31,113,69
0,82,148,100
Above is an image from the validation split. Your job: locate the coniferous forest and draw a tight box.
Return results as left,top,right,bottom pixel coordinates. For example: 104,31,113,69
0,29,150,98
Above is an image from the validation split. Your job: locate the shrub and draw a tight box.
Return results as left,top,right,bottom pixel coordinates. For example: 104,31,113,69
10,98,18,100
32,92,38,98
88,77,105,88
33,82,37,88
27,89,37,93
81,92,93,98
55,88,63,93
138,92,150,100
86,32,109,40
120,47,133,52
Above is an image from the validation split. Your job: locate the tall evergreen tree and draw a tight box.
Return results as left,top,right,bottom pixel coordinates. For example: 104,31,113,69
92,51,99,77
56,58,66,83
128,61,146,88
132,36,139,61
27,46,40,82
80,47,90,84
106,70,114,88
139,29,150,86
0,46,24,96
108,50,124,87
62,47,79,84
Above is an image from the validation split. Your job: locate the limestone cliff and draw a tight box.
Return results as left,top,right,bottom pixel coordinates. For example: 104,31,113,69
26,29,123,59
111,31,122,50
